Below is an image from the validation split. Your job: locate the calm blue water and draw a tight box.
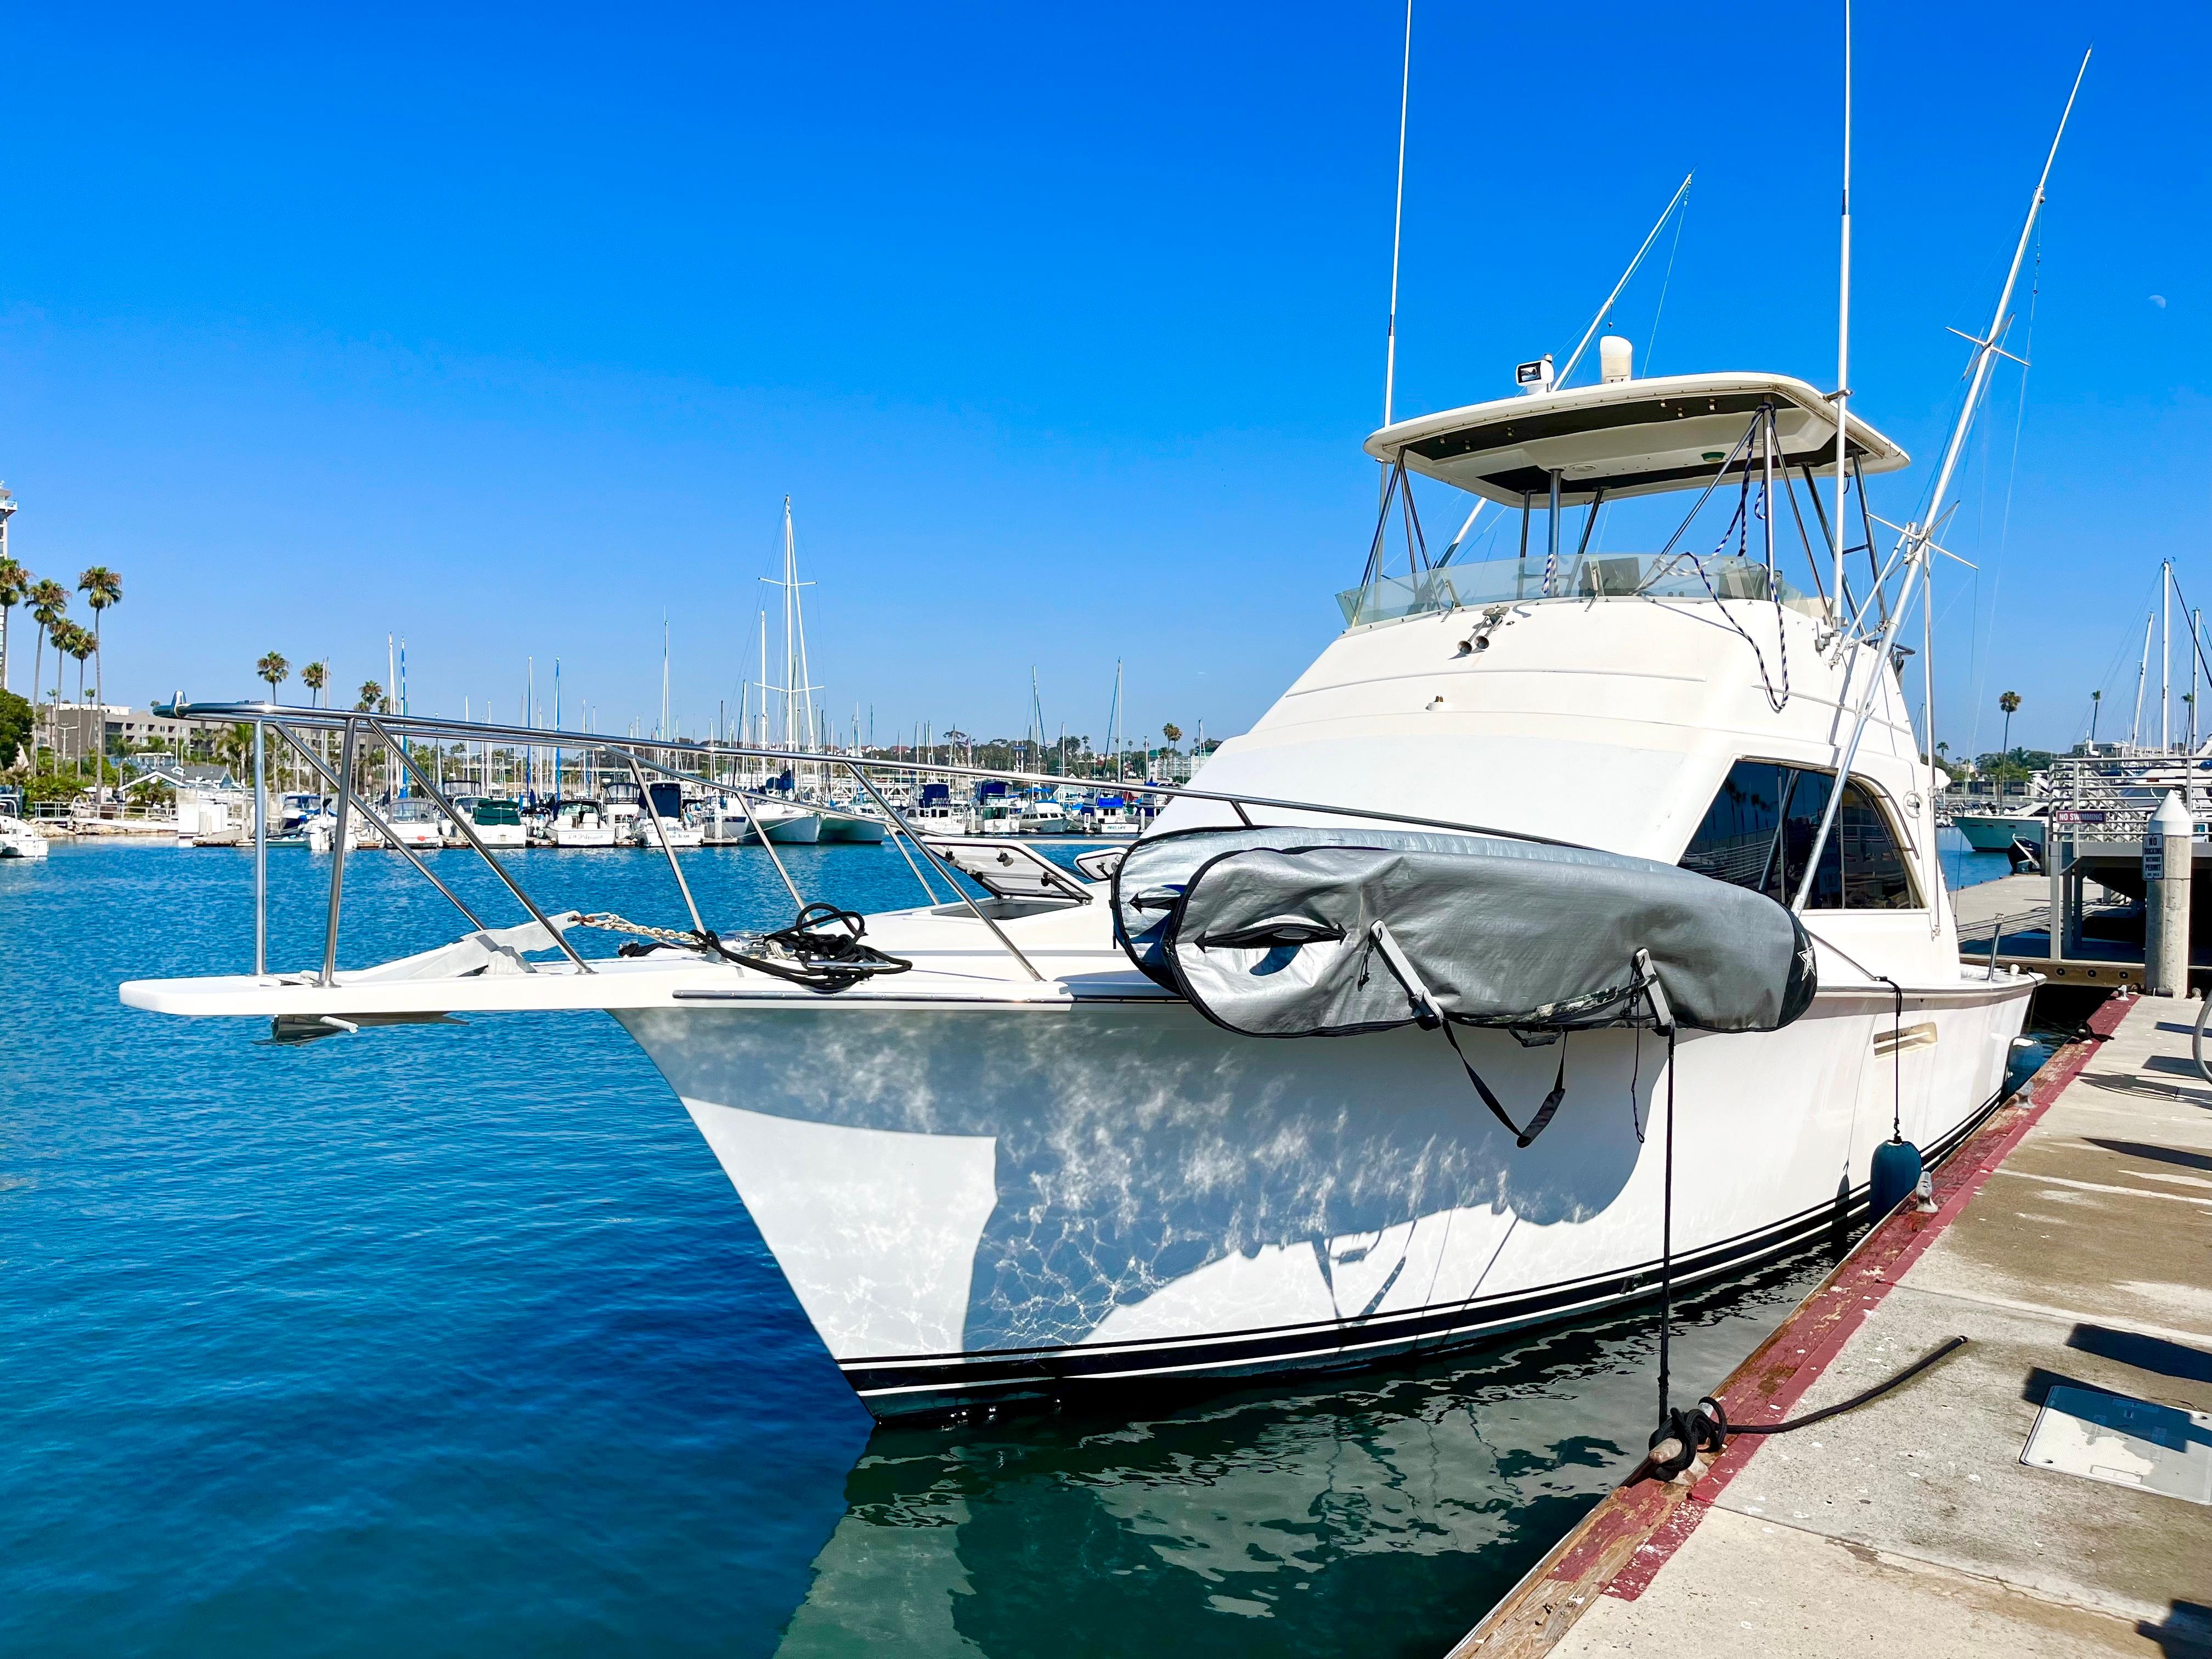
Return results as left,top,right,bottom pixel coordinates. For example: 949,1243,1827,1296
1940,826,2012,894
0,837,2042,1656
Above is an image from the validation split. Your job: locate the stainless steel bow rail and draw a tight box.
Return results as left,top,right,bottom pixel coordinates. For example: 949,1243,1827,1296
163,699,1587,990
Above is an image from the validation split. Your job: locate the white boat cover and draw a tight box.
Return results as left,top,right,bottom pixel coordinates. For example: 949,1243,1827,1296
1113,828,1815,1037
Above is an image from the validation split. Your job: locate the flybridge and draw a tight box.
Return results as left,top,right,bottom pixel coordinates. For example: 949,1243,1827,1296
1364,372,1910,509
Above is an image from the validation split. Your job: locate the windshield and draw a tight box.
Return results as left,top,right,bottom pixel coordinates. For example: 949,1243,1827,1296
473,801,523,826
1338,553,1815,629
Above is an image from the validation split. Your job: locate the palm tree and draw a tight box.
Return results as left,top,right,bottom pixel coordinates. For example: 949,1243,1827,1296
257,651,291,701
356,679,383,713
1990,695,2026,787
28,579,65,772
1161,722,1183,747
0,556,25,694
77,567,121,801
301,660,328,707
2089,688,2103,751
61,623,95,783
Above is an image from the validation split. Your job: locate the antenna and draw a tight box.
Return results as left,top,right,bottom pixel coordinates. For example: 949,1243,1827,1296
1555,171,1694,387
1832,0,1853,619
1381,0,1412,430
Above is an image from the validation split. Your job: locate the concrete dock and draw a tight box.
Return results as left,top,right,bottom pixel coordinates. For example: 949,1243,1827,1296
1453,992,2211,1658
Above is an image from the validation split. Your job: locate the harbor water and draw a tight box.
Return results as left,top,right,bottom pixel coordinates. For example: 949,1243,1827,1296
1,835,2044,1656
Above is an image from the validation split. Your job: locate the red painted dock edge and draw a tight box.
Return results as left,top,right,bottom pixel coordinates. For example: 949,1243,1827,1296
1450,990,2134,1657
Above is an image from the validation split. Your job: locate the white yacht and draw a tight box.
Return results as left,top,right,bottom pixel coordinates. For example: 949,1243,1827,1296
701,795,822,844
122,359,2036,1421
380,795,447,849
906,785,971,836
550,799,617,848
813,802,888,844
629,811,703,850
1951,801,2048,853
0,804,48,859
456,796,529,850
1080,793,1141,838
1015,794,1071,834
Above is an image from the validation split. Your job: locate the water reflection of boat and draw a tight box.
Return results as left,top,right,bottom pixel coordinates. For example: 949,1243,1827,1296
777,1255,1824,1656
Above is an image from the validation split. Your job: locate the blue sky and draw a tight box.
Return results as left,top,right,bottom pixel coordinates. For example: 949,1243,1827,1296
1,3,2204,757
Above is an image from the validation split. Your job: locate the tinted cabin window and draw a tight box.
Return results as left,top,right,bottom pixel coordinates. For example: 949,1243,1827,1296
1778,768,1841,909
1681,762,1914,910
1678,761,1788,902
1838,783,1913,908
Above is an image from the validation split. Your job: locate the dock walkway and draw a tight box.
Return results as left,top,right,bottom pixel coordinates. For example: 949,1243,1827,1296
1951,873,2153,991
1453,992,2211,1658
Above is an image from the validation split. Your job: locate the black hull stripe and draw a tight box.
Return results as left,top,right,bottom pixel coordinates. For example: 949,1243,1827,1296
842,1086,2012,1408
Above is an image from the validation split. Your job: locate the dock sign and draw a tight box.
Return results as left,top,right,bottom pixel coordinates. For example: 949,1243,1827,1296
2051,809,2105,825
2143,832,2165,881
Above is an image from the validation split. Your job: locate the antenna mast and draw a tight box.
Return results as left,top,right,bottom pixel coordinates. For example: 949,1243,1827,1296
1381,0,1412,430
1831,0,1853,618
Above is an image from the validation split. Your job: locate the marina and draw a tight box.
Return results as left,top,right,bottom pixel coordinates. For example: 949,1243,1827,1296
1454,989,2208,1657
6,4,2210,1656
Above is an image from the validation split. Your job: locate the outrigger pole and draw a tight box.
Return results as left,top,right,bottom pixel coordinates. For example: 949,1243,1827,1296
1791,49,2091,914
1437,172,1695,565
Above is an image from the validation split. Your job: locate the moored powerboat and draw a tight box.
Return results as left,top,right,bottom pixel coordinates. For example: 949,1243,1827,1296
122,362,2036,1421
550,799,618,848
117,97,2076,1425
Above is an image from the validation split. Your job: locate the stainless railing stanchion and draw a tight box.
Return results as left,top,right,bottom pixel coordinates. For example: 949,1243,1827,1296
843,761,940,904
369,719,594,974
625,752,805,914
322,718,358,987
253,716,268,976
624,752,707,936
844,760,1045,983
274,722,487,931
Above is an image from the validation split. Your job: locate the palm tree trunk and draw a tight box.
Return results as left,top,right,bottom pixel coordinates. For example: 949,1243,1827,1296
92,613,104,806
30,627,43,774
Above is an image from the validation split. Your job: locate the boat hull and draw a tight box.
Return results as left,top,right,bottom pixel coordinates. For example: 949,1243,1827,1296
1953,812,2044,851
617,979,2032,1418
815,812,887,843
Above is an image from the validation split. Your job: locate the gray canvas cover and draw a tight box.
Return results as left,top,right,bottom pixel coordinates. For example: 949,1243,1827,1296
1119,831,1815,1038
1114,825,1633,990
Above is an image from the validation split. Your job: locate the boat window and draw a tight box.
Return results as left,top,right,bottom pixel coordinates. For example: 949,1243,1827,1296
1678,761,1790,902
1680,761,1916,909
474,801,523,826
1837,782,1914,909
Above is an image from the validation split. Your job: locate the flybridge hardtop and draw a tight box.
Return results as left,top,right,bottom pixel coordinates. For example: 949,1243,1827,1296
1365,371,1911,507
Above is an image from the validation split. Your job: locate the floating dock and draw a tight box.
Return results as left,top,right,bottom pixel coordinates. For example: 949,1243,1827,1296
1451,991,2209,1658
1953,872,2157,992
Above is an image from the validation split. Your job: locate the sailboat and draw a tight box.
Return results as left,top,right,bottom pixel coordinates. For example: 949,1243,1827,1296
761,500,884,845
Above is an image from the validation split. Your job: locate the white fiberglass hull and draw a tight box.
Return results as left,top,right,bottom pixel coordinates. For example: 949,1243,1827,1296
815,811,887,844
1953,812,2045,851
617,978,2029,1418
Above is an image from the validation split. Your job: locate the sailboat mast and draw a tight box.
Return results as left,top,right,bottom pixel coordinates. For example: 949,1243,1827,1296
2162,560,2172,751
2135,611,2152,748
